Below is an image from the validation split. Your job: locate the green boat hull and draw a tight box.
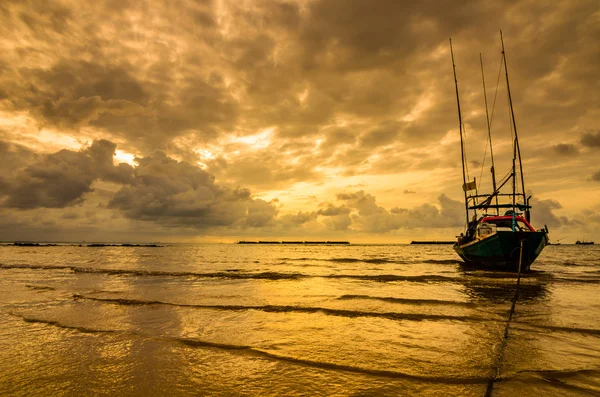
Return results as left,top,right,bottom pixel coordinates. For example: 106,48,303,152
453,230,548,271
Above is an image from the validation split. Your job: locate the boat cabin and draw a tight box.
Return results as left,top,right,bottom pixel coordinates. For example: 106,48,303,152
459,215,535,245
480,215,535,232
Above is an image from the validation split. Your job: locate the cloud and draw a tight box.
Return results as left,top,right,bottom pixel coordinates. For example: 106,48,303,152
336,190,463,233
0,140,133,208
581,131,600,148
528,196,581,228
552,143,579,156
0,140,39,176
108,151,278,228
592,170,600,182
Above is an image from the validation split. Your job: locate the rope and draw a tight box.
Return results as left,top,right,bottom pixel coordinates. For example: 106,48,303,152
485,240,524,397
489,54,504,129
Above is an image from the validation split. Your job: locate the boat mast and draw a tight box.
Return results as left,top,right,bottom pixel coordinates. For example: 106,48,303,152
480,53,499,215
450,38,470,225
500,31,527,209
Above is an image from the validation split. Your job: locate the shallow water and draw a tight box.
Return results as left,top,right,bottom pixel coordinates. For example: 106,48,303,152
0,243,598,396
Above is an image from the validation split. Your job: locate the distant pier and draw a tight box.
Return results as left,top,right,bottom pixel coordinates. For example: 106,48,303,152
237,241,350,245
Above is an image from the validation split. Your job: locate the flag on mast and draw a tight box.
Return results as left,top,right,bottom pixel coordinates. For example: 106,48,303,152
462,178,477,192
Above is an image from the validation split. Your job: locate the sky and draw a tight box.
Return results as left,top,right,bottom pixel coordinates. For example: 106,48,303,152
0,0,598,243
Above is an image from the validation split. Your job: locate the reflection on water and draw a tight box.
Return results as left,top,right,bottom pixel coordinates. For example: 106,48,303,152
0,243,598,396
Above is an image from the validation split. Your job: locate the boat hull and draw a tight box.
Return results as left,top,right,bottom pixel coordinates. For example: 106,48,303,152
454,230,548,271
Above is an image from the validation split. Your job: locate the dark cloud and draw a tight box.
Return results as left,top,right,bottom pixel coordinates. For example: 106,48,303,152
108,151,278,228
592,170,600,182
337,190,463,232
581,131,600,148
552,143,579,156
278,211,318,228
0,140,133,209
528,196,579,228
0,140,39,176
317,202,351,216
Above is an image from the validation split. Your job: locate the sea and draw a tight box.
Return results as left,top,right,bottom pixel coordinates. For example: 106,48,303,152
0,243,598,396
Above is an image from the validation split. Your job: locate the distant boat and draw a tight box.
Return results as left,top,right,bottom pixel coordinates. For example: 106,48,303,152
449,32,548,271
575,240,594,245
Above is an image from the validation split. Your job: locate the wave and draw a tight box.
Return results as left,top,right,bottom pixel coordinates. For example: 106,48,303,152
422,259,462,265
329,258,404,264
21,317,119,334
561,261,596,267
73,294,488,323
337,294,477,307
324,274,456,282
515,368,600,378
0,264,305,280
0,264,459,283
14,313,489,384
503,368,600,395
5,263,560,285
281,257,407,264
552,277,600,284
280,257,461,265
25,285,56,291
518,323,600,336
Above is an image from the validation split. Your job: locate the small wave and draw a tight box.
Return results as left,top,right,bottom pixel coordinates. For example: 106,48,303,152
281,257,408,264
562,262,590,267
21,317,118,334
519,323,600,336
337,294,477,307
552,277,600,284
73,294,487,323
0,264,305,280
25,285,56,291
0,264,457,283
323,274,456,283
328,258,401,264
15,313,488,384
515,368,600,378
503,368,600,395
422,259,462,265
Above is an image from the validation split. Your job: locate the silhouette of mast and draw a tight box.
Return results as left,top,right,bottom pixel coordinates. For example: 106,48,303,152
480,54,499,215
450,38,469,225
500,31,527,213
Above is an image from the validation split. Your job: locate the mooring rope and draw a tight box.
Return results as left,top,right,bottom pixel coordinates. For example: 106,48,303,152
484,240,524,397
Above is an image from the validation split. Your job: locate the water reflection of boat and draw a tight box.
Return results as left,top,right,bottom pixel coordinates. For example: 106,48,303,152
449,33,548,271
460,270,550,304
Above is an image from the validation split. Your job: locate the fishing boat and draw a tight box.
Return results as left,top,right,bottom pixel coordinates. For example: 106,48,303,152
575,240,594,245
449,32,549,271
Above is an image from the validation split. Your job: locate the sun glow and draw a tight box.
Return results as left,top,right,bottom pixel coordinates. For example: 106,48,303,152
114,150,136,166
231,128,273,149
402,92,433,122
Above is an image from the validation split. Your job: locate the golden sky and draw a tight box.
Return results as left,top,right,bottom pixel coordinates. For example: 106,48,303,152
0,0,598,243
